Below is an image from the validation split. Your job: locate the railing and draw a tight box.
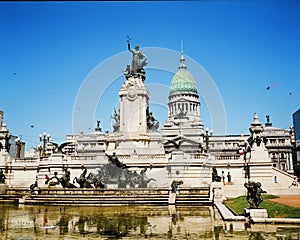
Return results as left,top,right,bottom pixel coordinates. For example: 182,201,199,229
265,143,292,147
190,153,208,159
136,154,166,159
71,155,98,161
210,146,240,151
272,167,295,179
215,155,241,160
14,157,38,163
117,155,131,160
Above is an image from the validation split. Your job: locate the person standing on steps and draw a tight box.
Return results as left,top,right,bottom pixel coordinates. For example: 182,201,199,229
221,171,225,184
227,172,231,184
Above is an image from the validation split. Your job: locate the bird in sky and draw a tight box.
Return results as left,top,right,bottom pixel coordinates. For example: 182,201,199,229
266,86,270,90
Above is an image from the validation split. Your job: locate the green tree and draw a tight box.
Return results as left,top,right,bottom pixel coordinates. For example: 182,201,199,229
294,164,300,177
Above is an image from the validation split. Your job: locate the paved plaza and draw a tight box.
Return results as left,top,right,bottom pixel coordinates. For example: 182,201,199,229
269,195,300,207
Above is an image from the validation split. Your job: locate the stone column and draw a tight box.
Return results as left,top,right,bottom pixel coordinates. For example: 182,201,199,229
119,75,149,138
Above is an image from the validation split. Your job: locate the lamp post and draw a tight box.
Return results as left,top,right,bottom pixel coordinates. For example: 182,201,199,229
203,127,213,153
37,144,42,159
39,131,51,157
241,142,251,182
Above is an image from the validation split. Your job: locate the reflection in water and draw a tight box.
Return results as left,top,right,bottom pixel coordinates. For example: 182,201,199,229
0,204,299,239
57,211,69,235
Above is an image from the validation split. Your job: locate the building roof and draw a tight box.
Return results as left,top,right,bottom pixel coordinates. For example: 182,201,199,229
170,54,198,94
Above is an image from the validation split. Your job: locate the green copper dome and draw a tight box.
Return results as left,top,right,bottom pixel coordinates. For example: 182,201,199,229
170,54,198,94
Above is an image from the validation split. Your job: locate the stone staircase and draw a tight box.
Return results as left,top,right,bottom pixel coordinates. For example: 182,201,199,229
3,187,212,206
24,194,170,205
0,194,21,203
176,194,212,205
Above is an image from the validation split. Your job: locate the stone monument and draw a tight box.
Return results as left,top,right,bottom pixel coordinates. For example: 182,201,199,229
244,181,268,218
246,114,273,187
106,40,163,160
119,41,149,137
0,43,216,190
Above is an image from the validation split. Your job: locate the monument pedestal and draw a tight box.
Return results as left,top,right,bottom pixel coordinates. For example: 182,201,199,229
119,75,149,138
0,183,7,194
168,192,177,205
106,183,118,189
244,208,268,218
210,182,224,203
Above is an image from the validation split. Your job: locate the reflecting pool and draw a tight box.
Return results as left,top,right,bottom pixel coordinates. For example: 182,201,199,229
0,204,299,239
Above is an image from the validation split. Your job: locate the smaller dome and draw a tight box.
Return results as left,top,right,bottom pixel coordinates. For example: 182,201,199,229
170,54,198,94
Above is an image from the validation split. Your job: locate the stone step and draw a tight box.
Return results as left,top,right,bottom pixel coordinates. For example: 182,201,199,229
24,195,211,206
176,195,210,199
29,194,209,200
175,201,212,206
25,200,169,206
0,194,21,203
29,196,169,201
2,187,212,205
25,198,169,203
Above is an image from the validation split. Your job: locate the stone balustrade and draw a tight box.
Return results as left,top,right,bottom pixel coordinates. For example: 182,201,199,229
215,155,241,161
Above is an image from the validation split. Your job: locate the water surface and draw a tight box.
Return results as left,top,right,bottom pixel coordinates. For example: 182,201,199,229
0,204,299,239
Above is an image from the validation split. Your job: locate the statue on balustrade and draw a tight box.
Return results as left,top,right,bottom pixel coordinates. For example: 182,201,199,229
111,108,120,132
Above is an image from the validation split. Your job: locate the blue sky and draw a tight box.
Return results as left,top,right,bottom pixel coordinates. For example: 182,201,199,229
0,1,299,150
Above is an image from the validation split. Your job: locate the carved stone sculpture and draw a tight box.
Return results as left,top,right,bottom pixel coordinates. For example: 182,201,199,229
111,108,120,132
171,180,183,193
128,43,147,73
212,167,221,182
124,39,147,80
244,181,267,208
147,111,159,131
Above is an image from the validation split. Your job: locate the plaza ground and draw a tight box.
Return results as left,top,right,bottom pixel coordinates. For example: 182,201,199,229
269,195,300,207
